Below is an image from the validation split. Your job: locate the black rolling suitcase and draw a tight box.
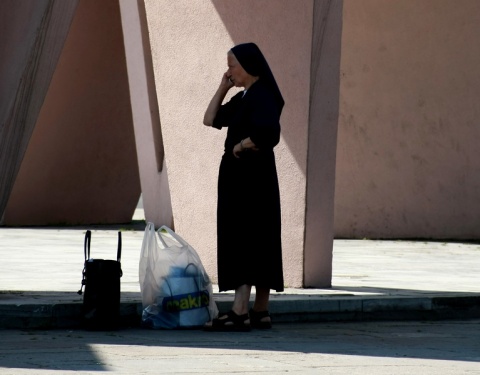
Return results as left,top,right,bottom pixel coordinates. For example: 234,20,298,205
78,230,123,330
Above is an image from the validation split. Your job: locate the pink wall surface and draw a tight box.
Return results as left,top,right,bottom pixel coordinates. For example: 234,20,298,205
3,0,141,225
335,0,480,239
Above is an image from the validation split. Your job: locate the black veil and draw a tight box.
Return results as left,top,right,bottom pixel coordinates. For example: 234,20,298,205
230,43,285,111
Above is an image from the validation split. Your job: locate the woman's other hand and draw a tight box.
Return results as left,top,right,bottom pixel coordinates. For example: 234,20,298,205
233,138,258,158
233,142,243,158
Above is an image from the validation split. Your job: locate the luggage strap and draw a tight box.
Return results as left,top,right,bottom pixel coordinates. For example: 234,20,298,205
83,230,122,263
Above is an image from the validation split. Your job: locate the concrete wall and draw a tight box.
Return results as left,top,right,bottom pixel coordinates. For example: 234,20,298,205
335,0,480,239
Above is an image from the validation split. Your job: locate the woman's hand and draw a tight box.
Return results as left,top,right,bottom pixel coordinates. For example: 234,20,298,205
221,71,234,91
203,72,233,127
233,138,258,158
233,142,243,158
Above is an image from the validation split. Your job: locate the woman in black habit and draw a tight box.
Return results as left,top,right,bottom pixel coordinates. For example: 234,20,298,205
203,43,284,331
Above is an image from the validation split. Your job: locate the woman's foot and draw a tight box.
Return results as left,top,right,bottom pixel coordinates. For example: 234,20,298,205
249,308,272,329
204,310,251,332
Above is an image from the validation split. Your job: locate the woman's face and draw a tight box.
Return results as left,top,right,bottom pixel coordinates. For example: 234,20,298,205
227,52,252,88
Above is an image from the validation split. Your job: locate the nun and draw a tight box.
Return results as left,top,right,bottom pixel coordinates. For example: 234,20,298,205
203,43,285,331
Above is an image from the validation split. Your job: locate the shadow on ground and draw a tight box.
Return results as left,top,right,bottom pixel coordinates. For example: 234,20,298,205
0,320,479,372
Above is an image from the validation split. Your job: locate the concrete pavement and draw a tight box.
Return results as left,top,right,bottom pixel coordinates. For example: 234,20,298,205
0,210,480,329
0,320,479,374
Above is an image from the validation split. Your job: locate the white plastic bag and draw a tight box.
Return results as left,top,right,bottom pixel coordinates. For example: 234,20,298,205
139,223,218,329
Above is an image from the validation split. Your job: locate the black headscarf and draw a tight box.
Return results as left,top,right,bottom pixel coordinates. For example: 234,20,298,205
230,43,285,111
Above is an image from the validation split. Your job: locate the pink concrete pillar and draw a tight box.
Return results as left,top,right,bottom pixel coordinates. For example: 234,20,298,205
119,0,173,228
304,1,343,287
137,0,343,288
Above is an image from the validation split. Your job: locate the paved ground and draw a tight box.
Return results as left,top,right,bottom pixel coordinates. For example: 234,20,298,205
0,215,480,328
0,211,479,373
0,320,479,374
1,222,479,295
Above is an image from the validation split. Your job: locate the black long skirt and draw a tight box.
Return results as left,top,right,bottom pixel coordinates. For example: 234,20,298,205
216,150,284,292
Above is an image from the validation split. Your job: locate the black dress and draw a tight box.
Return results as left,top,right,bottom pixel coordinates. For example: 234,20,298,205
212,80,284,292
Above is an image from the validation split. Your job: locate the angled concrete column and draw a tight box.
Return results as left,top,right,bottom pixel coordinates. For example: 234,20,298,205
0,0,79,223
3,0,141,225
119,0,173,228
304,0,343,287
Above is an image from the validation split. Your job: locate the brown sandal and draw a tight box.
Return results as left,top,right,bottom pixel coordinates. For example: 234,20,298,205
204,310,251,332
